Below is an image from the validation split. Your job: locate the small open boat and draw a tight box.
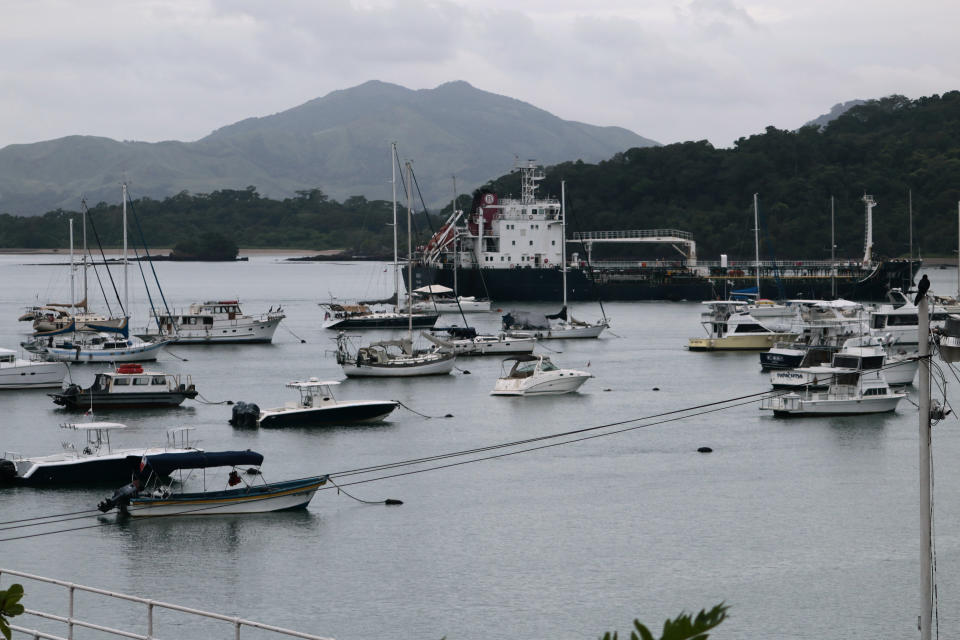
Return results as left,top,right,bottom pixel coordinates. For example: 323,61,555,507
97,451,327,516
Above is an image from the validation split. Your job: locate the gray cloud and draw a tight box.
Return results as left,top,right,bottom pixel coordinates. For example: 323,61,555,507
0,0,958,149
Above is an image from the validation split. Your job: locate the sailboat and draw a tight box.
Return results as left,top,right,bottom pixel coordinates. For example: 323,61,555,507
322,147,439,330
23,185,170,363
334,148,456,378
503,180,608,340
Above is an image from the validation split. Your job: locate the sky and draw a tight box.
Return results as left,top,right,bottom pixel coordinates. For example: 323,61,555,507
1,0,958,150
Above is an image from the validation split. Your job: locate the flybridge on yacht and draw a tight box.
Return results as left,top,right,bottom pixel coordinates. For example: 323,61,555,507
145,300,285,344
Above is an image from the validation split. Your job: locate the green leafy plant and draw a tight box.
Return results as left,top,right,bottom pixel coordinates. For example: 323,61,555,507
601,603,728,640
0,584,25,640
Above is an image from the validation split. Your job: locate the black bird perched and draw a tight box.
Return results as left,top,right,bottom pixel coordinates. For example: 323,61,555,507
914,274,930,305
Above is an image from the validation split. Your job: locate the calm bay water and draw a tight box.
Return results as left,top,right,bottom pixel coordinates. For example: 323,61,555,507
2,254,960,639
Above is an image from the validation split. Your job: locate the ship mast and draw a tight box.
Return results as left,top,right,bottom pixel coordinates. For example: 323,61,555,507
406,161,413,339
69,218,75,316
753,193,761,297
122,182,129,316
862,194,876,268
831,196,836,299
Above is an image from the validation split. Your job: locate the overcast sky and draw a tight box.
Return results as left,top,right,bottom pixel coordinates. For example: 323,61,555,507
2,0,957,150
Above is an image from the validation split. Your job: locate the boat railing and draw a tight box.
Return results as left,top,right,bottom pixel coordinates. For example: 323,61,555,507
0,566,333,640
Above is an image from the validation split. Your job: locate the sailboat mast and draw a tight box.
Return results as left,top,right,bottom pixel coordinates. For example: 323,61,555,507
406,161,413,338
82,204,88,305
562,181,568,310
391,143,399,309
452,174,458,297
753,193,760,297
956,201,959,299
122,183,128,315
69,218,75,315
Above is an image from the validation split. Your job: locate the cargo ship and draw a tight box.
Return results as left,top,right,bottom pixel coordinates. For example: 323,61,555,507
407,162,919,302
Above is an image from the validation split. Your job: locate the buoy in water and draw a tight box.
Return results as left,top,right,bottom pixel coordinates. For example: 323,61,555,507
697,446,713,453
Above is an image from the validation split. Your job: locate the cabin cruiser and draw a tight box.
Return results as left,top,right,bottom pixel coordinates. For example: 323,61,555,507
688,301,799,351
423,327,536,356
869,288,950,346
0,424,199,486
335,332,455,377
760,364,906,416
490,355,592,396
0,347,67,389
145,300,285,344
760,299,867,370
770,336,917,389
97,451,327,516
49,364,198,409
234,378,398,428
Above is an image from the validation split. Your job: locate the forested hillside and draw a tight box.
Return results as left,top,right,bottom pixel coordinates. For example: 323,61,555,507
494,92,960,261
3,92,959,261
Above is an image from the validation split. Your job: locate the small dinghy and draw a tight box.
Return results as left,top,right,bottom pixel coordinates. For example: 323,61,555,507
490,355,592,396
97,451,327,516
49,364,198,409
233,378,398,428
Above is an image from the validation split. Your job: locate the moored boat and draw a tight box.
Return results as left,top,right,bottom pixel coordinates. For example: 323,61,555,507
97,451,327,516
49,364,198,409
490,354,592,396
0,347,67,389
145,300,285,344
236,378,398,428
688,301,799,351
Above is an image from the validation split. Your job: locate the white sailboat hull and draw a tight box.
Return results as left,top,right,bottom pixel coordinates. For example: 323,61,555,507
508,322,606,340
340,354,456,377
41,340,169,363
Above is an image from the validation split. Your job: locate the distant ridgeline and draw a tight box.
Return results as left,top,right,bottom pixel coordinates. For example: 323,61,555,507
3,91,960,259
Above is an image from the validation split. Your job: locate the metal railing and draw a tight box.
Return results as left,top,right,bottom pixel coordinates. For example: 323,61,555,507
572,229,693,241
2,568,333,640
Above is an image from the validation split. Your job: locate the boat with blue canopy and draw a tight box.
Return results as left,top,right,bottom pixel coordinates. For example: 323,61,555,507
97,450,327,516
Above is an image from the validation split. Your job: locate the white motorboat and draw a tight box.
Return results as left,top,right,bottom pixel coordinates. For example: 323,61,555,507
869,288,951,346
490,355,592,396
770,336,918,389
244,379,398,427
336,333,455,377
0,424,199,486
760,366,906,416
423,328,536,356
145,300,285,344
0,347,67,389
688,301,799,351
408,285,491,313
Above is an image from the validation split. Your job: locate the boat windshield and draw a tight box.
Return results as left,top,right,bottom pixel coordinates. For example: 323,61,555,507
510,358,556,376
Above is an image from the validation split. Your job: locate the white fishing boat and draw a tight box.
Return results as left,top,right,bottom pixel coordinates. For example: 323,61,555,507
144,300,285,343
760,366,906,416
688,301,800,351
490,355,592,396
0,424,199,486
97,451,326,516
423,327,536,356
236,379,398,428
0,347,67,389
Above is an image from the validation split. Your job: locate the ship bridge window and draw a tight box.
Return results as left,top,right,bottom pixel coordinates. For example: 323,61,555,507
203,317,214,325
132,377,151,386
864,387,888,396
887,315,918,326
152,376,167,385
112,378,131,386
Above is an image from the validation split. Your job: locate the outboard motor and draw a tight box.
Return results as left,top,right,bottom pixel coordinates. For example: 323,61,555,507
0,459,17,483
97,481,140,513
229,402,260,429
